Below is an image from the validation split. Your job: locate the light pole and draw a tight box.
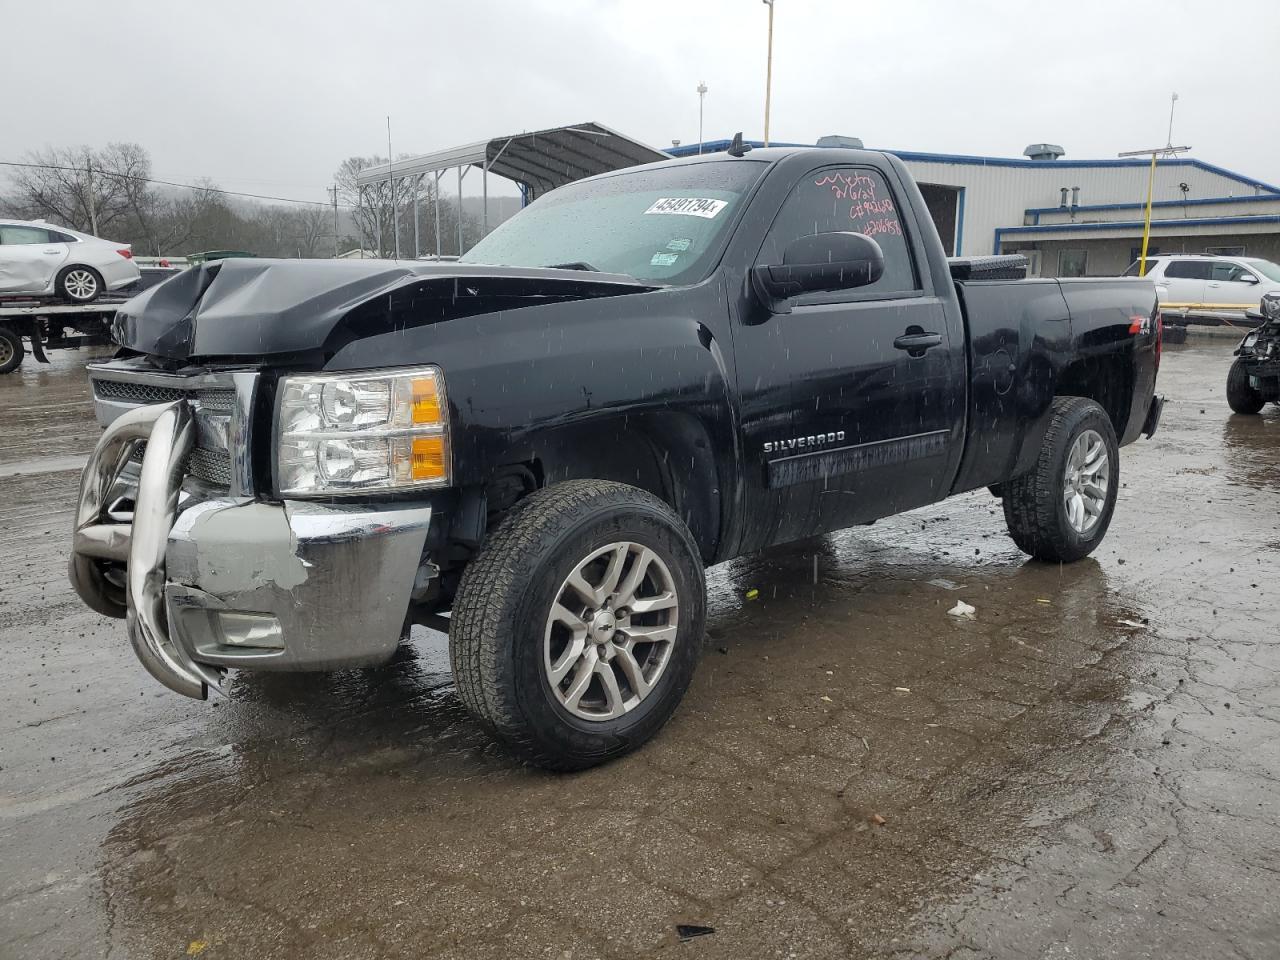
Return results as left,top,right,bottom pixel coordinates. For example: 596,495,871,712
697,81,708,154
1119,142,1191,277
762,0,775,146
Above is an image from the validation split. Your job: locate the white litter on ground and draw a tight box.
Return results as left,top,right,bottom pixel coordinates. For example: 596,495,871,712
947,601,976,620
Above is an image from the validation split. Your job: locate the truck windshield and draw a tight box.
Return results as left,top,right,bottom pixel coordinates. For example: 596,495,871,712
459,161,765,285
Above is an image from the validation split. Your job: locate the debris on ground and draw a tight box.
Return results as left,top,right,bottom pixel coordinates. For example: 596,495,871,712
894,687,911,693
947,600,976,619
676,924,716,941
927,577,963,590
745,588,759,600
819,695,833,703
871,813,887,825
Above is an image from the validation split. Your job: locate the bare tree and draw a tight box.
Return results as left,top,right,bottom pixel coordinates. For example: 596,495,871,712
294,205,332,258
8,143,146,234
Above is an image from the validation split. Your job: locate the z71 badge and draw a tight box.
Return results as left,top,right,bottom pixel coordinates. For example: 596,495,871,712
763,431,845,455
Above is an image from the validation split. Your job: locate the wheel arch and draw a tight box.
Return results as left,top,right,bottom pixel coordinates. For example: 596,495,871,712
483,412,723,564
1053,355,1134,439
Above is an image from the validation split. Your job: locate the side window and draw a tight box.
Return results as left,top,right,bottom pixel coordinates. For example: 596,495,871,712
758,166,918,295
1164,261,1212,280
0,226,53,245
47,230,78,243
1212,262,1253,282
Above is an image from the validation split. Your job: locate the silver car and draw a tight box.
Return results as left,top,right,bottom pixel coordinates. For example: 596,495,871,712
0,219,140,303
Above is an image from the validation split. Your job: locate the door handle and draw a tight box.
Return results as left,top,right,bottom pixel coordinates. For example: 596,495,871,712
893,330,943,355
42,249,61,255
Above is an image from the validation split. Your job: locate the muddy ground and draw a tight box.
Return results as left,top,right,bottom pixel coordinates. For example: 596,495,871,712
1,334,1277,960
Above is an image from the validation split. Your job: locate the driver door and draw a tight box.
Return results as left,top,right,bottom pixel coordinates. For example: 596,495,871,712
1208,261,1261,310
733,163,965,549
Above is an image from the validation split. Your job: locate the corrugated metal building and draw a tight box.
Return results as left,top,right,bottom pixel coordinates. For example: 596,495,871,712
670,139,1280,277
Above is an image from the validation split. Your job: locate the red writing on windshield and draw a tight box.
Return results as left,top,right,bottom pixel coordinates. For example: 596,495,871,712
814,173,902,236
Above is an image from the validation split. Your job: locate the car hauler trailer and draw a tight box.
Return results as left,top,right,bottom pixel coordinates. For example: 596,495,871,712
0,298,127,374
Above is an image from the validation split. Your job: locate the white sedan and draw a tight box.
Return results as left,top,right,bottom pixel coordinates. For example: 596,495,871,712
0,219,140,303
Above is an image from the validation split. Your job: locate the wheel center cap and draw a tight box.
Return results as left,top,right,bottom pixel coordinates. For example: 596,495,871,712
591,610,616,642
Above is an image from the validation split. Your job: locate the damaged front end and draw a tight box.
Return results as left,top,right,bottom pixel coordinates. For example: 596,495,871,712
1237,297,1280,399
68,359,433,698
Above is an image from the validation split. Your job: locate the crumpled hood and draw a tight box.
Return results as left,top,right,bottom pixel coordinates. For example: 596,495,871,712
111,258,657,362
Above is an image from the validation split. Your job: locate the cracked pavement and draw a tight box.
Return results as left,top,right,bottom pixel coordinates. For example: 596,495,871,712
1,333,1277,959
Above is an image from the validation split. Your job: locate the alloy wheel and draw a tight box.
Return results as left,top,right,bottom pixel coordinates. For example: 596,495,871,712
543,541,679,721
1063,428,1109,535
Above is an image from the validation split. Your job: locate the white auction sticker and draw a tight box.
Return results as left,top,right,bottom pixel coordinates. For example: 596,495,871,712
643,197,728,219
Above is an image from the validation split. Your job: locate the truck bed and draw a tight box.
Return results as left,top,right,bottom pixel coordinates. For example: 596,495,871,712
951,276,1159,494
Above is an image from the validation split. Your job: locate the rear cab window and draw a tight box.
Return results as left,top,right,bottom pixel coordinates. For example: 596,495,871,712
756,166,918,297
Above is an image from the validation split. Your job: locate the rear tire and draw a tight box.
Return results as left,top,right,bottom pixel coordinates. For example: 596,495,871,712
1226,358,1265,415
56,265,102,303
449,479,706,771
0,326,22,374
1003,397,1119,563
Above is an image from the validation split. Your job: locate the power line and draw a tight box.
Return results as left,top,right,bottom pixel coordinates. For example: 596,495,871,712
0,159,356,208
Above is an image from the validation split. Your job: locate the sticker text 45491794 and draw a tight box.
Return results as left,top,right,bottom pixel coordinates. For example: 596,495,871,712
643,197,728,219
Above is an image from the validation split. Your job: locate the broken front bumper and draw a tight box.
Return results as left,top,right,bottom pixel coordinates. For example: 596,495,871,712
68,399,433,699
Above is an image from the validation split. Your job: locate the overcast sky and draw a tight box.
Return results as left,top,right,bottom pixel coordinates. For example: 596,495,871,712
6,0,1280,205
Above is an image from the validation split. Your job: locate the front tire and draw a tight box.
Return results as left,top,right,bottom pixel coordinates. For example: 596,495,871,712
1003,397,1120,563
56,265,102,303
0,326,22,374
1226,358,1265,415
449,480,706,771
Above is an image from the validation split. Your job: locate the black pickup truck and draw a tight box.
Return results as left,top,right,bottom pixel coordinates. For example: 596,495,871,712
69,146,1163,769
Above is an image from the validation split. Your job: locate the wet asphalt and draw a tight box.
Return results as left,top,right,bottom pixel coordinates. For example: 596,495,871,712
1,334,1277,960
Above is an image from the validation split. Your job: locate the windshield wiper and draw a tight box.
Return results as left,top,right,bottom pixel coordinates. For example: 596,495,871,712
547,261,601,272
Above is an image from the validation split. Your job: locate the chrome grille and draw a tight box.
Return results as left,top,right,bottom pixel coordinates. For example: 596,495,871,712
195,389,236,414
128,441,233,488
188,447,233,486
91,371,250,494
95,380,185,405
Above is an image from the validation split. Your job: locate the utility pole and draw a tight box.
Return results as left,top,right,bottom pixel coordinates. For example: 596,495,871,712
329,183,340,257
1166,92,1179,148
697,81,708,154
387,116,400,259
85,153,99,236
1119,143,1191,277
762,0,775,146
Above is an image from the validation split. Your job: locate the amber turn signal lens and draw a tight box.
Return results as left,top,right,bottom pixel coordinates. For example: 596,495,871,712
411,376,442,424
410,435,447,481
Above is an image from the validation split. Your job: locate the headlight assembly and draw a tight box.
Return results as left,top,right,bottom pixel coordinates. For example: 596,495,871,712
275,366,449,496
1262,295,1280,321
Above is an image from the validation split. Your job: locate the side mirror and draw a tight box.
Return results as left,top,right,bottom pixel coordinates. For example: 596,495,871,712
1241,273,1260,284
751,232,885,314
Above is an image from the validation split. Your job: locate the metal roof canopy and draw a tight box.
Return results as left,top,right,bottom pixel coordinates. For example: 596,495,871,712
358,122,667,198
355,122,669,257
